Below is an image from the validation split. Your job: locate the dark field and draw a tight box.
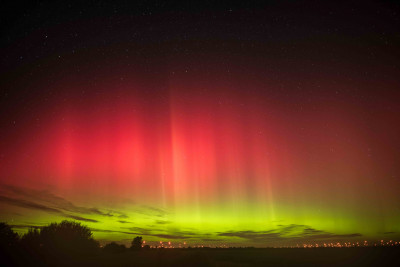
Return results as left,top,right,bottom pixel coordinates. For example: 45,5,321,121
3,247,400,267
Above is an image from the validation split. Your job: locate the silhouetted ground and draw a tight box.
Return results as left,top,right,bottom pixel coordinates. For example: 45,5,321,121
2,247,400,266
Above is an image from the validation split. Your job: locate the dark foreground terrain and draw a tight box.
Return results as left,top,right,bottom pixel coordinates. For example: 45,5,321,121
2,247,399,267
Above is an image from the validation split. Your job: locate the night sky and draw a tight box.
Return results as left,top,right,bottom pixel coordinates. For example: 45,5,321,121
1,1,399,247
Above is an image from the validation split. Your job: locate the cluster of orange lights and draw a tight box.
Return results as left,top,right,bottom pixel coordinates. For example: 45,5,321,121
143,241,232,249
140,240,400,249
289,240,400,249
144,241,191,249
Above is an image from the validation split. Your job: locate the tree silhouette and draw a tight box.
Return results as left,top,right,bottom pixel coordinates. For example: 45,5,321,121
131,236,143,250
20,227,41,254
0,222,19,265
39,220,99,255
0,222,19,251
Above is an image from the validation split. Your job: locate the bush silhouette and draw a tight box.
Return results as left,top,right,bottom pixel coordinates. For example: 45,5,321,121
131,236,143,250
38,220,99,255
103,242,126,253
0,222,19,252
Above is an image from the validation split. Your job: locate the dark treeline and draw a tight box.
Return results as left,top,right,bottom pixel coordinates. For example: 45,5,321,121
1,221,400,267
0,220,147,266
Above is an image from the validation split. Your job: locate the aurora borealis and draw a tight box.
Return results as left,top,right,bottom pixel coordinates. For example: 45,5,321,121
1,1,399,247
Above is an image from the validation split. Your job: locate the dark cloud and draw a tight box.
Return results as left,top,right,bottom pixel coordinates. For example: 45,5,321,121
0,184,134,223
66,215,99,223
217,224,362,243
303,227,325,235
0,184,129,219
155,220,172,225
0,195,64,214
0,194,99,223
123,226,156,235
92,227,195,239
0,185,180,228
131,205,170,218
90,228,138,235
277,224,307,235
